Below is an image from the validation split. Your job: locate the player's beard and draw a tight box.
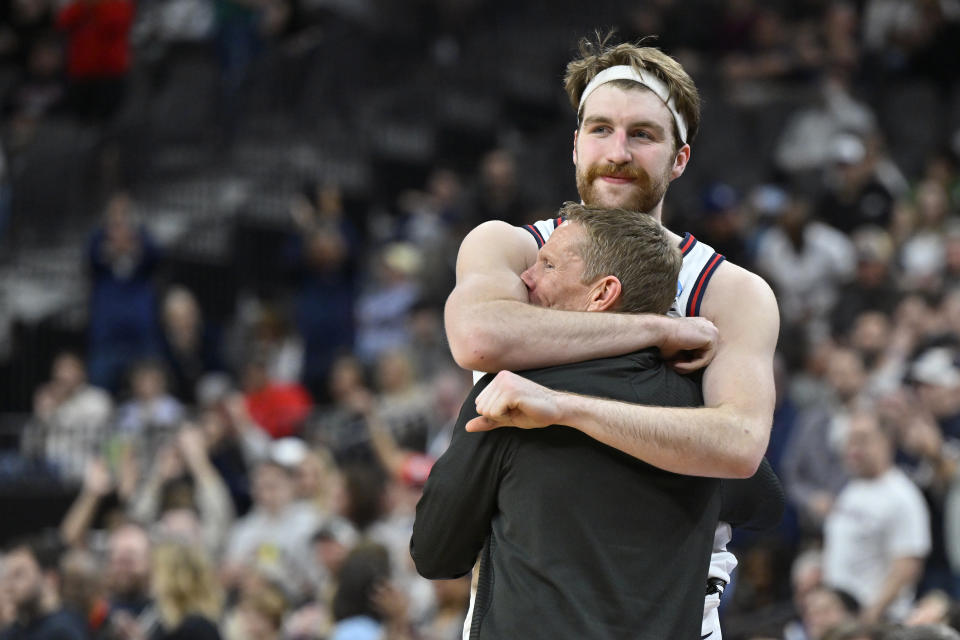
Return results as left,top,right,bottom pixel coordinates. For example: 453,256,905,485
576,161,672,214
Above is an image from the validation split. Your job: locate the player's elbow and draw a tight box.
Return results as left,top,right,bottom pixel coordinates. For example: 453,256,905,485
447,321,510,372
721,419,768,479
732,426,768,479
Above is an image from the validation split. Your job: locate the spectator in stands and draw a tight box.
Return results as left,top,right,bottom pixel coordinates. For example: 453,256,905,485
405,302,455,383
280,522,357,640
286,188,357,400
815,133,899,234
899,179,953,292
327,542,400,640
24,350,112,482
465,148,530,228
221,572,287,640
243,304,303,386
159,286,224,405
128,425,235,557
86,192,162,393
395,168,464,306
909,347,960,441
116,360,183,434
800,586,861,640
830,227,900,340
115,360,185,485
372,348,433,453
774,67,877,176
56,0,134,122
905,590,954,628
823,410,931,622
239,355,312,440
0,536,87,640
354,243,421,366
695,181,753,269
781,348,863,533
222,459,319,601
150,542,222,640
104,522,153,618
420,575,470,640
307,355,375,465
60,458,121,550
755,190,856,340
782,548,827,639
59,548,108,638
349,389,436,624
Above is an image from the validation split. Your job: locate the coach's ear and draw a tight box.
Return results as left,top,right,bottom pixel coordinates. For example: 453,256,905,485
587,276,621,312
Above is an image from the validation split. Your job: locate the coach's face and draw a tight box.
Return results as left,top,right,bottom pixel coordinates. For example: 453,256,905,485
573,84,689,216
521,222,595,311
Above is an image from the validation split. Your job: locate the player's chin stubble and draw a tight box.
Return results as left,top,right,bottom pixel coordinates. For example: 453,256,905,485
576,163,671,214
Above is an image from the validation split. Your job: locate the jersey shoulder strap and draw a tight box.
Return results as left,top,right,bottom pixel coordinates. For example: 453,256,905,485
673,233,726,318
521,217,564,248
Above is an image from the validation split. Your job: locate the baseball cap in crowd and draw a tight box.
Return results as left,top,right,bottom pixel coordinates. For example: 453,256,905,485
271,437,309,468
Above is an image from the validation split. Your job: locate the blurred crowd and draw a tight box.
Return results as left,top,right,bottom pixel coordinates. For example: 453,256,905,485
2,0,960,639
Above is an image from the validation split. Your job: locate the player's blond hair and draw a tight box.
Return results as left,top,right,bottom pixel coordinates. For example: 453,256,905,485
564,32,701,148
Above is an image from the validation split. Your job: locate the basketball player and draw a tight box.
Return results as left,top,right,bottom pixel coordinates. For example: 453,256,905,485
444,34,780,639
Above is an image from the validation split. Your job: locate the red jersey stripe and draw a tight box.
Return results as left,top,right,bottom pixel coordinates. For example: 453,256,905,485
686,253,725,317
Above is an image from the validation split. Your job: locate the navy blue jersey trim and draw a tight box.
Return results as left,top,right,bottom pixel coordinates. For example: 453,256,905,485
686,253,726,317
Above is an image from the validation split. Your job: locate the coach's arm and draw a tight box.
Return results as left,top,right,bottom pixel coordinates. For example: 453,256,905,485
411,376,508,579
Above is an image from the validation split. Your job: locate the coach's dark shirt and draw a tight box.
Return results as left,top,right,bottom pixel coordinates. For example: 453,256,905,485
411,350,721,640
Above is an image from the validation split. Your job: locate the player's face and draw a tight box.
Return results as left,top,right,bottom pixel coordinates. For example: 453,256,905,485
573,84,689,215
520,222,594,311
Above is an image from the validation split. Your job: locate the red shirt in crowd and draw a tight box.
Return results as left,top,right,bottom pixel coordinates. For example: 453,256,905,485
245,384,313,439
56,0,134,78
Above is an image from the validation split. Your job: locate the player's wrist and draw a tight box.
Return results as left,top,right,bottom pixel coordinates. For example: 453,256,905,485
640,313,673,352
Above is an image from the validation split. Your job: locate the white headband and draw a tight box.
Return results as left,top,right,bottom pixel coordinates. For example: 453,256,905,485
577,65,688,145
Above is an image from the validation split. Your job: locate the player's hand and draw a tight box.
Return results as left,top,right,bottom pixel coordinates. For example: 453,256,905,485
660,317,719,374
466,371,563,432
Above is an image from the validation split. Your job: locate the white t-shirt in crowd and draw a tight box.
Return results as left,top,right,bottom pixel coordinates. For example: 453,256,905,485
823,467,931,620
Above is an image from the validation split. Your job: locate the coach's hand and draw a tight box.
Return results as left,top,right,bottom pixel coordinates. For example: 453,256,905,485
466,370,563,432
660,316,718,374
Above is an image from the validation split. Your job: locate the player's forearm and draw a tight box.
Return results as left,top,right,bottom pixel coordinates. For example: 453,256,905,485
446,297,672,372
556,395,764,478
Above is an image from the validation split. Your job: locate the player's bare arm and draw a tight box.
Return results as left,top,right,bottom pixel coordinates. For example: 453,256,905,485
444,221,718,373
469,262,779,479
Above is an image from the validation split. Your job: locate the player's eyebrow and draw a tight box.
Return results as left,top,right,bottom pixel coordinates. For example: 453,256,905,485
583,114,666,138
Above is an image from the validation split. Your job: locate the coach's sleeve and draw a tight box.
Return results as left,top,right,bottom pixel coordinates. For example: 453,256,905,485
719,456,785,531
411,375,512,579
